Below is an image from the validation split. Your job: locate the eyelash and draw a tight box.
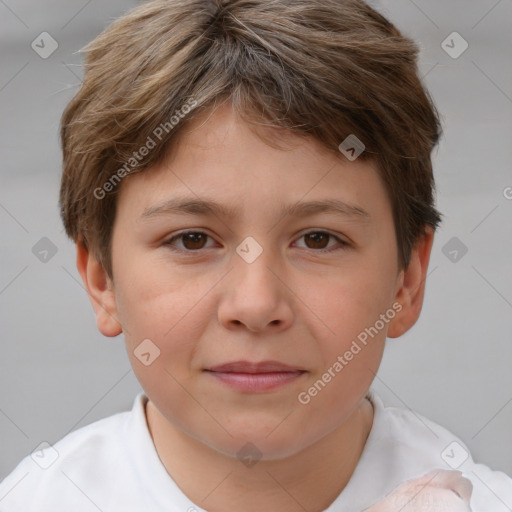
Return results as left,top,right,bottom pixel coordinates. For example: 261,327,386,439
163,230,350,254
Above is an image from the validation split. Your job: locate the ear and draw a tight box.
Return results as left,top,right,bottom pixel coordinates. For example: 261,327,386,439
387,227,434,338
75,238,123,337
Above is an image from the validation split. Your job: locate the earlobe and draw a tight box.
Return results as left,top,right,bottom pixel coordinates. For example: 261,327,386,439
75,238,123,337
387,228,435,338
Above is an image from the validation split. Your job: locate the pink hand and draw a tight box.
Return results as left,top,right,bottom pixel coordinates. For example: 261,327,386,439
366,469,473,511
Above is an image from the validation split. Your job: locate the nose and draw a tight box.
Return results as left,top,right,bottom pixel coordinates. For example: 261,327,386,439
217,247,294,333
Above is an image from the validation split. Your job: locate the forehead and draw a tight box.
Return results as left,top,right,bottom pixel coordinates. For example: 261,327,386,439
116,103,391,226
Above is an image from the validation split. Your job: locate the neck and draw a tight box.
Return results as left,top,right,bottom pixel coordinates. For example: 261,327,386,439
146,397,374,512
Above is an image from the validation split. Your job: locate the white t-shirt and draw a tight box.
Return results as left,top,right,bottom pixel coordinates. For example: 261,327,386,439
1,390,511,512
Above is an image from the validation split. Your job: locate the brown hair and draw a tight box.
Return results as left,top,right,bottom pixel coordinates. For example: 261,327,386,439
59,0,442,280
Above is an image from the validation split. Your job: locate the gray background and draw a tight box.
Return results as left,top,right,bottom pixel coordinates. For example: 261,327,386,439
1,0,511,481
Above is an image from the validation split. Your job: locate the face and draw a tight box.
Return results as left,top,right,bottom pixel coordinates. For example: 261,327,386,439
87,103,422,461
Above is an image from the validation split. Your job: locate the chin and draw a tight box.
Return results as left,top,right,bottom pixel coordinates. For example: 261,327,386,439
204,422,316,463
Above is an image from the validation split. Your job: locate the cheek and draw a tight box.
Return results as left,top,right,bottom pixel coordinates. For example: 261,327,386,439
117,271,211,419
297,287,389,429
114,254,218,337
113,270,202,382
298,259,395,402
308,261,397,346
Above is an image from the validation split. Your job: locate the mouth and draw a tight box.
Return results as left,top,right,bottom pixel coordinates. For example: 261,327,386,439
204,360,307,392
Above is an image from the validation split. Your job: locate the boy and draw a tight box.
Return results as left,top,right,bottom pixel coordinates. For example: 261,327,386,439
1,0,511,510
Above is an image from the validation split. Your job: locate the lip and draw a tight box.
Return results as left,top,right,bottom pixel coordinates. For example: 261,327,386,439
207,360,304,373
204,360,306,392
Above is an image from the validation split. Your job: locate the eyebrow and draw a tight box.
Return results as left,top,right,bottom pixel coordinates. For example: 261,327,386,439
139,197,370,222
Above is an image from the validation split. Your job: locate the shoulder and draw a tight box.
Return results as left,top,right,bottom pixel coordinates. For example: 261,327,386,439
0,393,145,512
366,390,512,512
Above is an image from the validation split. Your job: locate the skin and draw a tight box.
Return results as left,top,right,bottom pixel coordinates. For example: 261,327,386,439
77,102,434,512
366,470,473,511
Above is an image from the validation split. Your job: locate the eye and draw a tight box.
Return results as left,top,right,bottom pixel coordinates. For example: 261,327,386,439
163,229,349,254
294,230,349,252
163,231,216,252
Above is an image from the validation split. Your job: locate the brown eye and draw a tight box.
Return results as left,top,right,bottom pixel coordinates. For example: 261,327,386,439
304,232,330,249
295,231,348,252
181,232,208,250
165,231,213,251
